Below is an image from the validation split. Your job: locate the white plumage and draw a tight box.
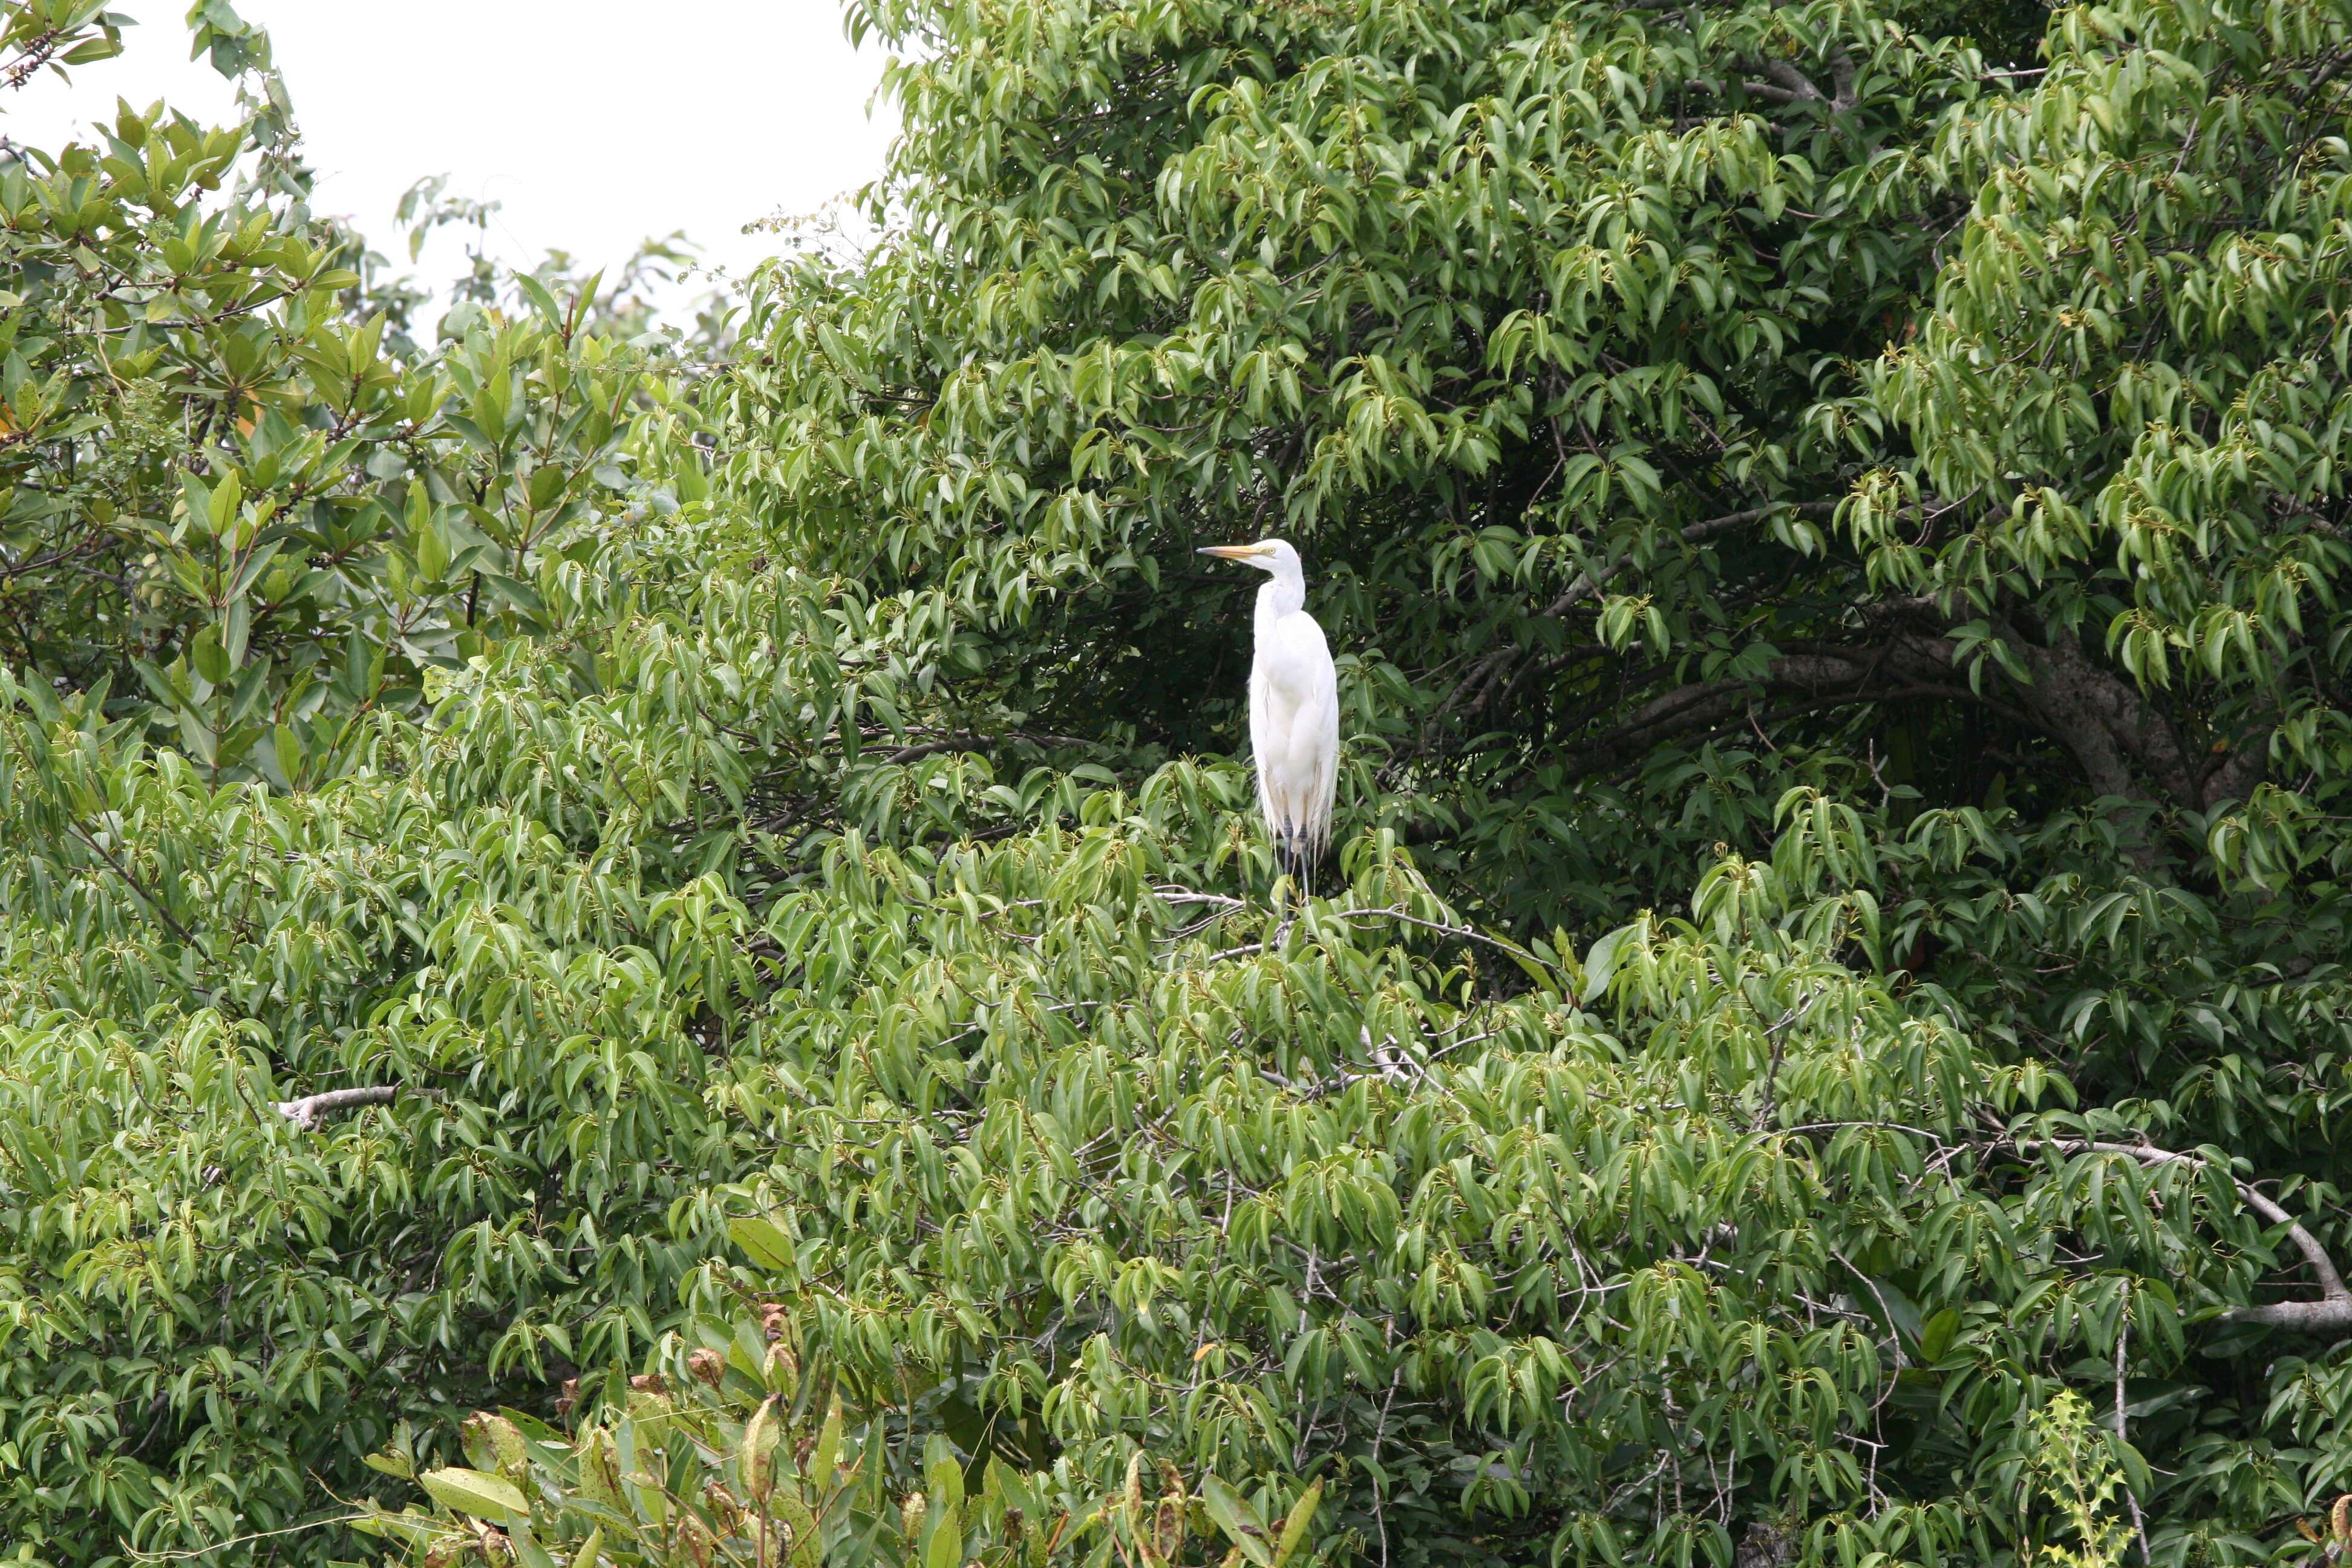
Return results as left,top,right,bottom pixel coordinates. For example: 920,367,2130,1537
1198,539,1339,890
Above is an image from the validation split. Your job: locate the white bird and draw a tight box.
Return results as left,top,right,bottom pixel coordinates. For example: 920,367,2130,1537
1198,539,1339,894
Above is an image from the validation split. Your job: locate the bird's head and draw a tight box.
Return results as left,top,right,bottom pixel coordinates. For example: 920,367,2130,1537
1197,538,1299,575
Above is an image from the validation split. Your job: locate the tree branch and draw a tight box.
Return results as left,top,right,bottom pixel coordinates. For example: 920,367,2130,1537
1828,51,1860,113
2199,728,2272,811
881,731,1092,766
64,821,199,946
1733,53,1858,112
1743,59,1827,103
275,1085,402,1132
1199,904,1569,987
1538,643,1995,779
2011,1138,2352,1331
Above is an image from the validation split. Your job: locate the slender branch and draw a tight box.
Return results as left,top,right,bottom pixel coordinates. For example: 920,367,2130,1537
122,1514,370,1563
1155,887,1247,910
64,822,199,946
880,731,1091,766
1198,904,1568,987
1326,906,1564,979
3,31,65,93
2115,1301,2152,1566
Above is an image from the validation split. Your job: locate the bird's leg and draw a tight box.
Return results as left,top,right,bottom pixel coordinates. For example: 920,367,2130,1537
1274,852,1299,942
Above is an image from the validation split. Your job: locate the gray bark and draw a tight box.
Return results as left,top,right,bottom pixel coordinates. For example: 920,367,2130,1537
275,1085,400,1132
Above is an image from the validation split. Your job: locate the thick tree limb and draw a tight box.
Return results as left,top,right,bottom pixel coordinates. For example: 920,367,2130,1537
1408,535,2272,829
1999,627,2175,806
1828,53,1859,112
2013,1138,2352,1332
2202,733,2272,810
1534,640,1988,779
1988,622,2271,861
275,1085,400,1131
1537,611,2265,828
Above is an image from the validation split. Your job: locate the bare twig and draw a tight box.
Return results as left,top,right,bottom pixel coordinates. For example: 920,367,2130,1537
1325,906,1565,980
2116,1299,2152,1566
1155,887,1247,910
125,1515,368,1563
1196,904,1566,985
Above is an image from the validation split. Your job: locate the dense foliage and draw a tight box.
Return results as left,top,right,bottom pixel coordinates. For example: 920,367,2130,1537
7,0,2352,1563
359,1319,1330,1568
0,0,710,783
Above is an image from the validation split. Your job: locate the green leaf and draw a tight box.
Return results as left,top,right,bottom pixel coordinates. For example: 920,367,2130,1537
190,626,230,687
19,675,61,725
514,273,567,330
221,598,250,666
419,1466,527,1521
776,1494,823,1568
1272,1481,1321,1568
1579,926,1633,1004
272,722,305,787
812,1394,843,1480
207,470,242,537
730,1213,796,1270
416,520,450,582
925,1498,964,1568
1200,1477,1271,1568
742,1395,780,1501
1919,1307,1961,1363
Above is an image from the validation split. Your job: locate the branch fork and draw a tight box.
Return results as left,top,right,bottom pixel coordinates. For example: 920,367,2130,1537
1734,51,1860,112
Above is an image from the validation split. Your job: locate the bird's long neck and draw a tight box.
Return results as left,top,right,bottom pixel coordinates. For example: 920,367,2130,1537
1255,564,1305,644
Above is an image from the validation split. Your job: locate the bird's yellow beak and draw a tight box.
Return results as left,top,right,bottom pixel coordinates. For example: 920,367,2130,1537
1197,543,1274,560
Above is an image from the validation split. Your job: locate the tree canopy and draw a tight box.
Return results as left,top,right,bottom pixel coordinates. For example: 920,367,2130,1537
4,0,2352,1563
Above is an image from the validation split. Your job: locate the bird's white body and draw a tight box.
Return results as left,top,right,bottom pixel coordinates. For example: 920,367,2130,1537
1200,540,1339,884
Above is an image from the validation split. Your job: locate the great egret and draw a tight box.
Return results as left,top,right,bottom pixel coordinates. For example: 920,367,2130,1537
1198,539,1339,893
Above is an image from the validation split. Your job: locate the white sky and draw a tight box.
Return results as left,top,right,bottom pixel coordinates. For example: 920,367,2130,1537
3,1,899,310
